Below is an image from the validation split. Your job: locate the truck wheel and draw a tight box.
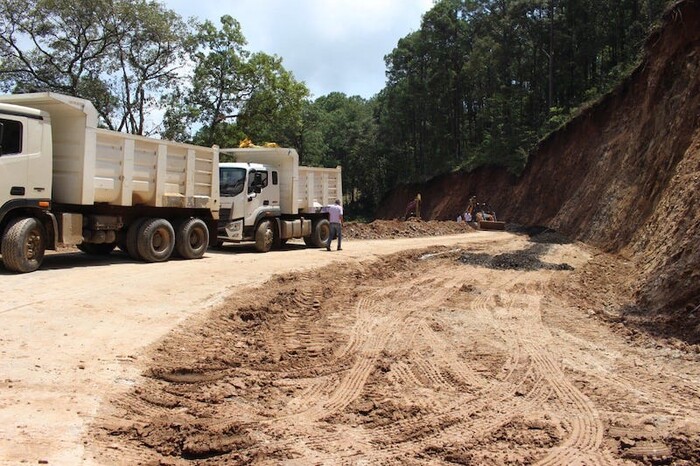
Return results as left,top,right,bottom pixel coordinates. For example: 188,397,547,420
77,242,116,255
126,218,146,260
176,218,209,259
1,217,46,273
305,219,330,248
137,218,175,262
254,220,274,252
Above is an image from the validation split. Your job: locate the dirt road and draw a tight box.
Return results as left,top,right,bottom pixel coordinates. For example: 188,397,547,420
1,231,699,465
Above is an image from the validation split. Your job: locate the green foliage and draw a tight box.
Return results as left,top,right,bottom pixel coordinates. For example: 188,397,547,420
370,0,671,199
299,93,380,209
236,53,309,148
0,0,190,134
161,15,310,150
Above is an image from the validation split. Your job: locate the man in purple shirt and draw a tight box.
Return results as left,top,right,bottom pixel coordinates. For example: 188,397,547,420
326,199,344,251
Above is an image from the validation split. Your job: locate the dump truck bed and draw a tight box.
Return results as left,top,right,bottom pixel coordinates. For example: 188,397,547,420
0,92,219,210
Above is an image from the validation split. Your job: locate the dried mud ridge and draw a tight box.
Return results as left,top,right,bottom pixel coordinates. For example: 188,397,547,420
91,234,700,465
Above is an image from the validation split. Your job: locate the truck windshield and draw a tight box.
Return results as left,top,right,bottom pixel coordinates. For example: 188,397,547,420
220,167,247,196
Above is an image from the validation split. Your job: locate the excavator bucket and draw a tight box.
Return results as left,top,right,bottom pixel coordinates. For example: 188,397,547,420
479,220,506,230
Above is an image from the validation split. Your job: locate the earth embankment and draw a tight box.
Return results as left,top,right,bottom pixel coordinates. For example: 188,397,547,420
377,0,700,335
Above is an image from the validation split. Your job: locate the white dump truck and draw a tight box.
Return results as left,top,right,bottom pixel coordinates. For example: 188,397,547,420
217,147,342,252
0,92,219,272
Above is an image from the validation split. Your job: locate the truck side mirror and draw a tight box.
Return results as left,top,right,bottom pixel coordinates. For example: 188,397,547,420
0,122,4,155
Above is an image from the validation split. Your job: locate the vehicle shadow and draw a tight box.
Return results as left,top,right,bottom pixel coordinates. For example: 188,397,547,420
207,242,311,255
0,242,318,274
0,250,145,274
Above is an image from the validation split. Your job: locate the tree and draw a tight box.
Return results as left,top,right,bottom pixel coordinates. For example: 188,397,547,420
236,53,309,148
163,15,309,150
0,0,190,134
306,92,375,205
180,14,252,147
110,0,191,134
372,0,670,195
0,0,119,122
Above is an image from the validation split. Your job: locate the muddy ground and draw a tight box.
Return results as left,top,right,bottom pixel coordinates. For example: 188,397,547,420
85,224,700,465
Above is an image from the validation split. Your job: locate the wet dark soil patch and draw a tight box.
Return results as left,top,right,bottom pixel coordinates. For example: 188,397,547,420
458,244,574,271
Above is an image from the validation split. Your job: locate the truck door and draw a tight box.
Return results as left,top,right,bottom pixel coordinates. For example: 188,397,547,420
219,166,247,240
244,169,269,227
0,114,50,211
0,117,29,208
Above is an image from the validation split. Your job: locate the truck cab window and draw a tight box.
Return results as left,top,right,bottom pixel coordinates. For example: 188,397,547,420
248,171,269,193
0,118,22,155
219,167,246,196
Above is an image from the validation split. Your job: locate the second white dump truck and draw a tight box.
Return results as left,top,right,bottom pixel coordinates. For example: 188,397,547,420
0,92,341,273
217,147,342,252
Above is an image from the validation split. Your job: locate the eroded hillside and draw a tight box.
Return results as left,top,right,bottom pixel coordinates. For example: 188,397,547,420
378,0,700,338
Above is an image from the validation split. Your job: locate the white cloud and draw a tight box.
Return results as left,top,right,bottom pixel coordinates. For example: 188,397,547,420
162,0,433,98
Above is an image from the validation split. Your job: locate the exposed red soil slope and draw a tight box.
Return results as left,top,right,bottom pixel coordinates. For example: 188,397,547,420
377,0,700,334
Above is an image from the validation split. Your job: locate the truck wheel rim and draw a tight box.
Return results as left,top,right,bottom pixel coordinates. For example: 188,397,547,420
189,229,205,248
153,229,171,252
25,229,42,260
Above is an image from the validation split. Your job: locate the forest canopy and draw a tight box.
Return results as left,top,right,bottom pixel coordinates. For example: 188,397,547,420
0,0,669,216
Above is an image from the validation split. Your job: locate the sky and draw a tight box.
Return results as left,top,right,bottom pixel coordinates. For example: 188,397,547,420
164,0,434,99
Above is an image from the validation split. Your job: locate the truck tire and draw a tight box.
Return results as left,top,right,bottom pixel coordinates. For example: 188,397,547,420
1,217,46,273
175,218,209,259
126,218,146,260
304,219,330,248
254,220,274,252
77,242,116,255
137,218,175,262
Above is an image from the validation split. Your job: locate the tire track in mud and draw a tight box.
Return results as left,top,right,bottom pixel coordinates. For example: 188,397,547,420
492,290,610,466
274,267,537,463
362,275,550,462
312,268,549,462
284,274,461,423
92,243,661,465
367,374,555,464
250,269,472,461
436,269,612,466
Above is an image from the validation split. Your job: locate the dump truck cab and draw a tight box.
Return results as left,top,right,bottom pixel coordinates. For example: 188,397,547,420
0,103,53,233
218,161,281,242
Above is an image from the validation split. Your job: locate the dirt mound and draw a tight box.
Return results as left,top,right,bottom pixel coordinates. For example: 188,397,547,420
344,218,473,240
376,0,700,339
